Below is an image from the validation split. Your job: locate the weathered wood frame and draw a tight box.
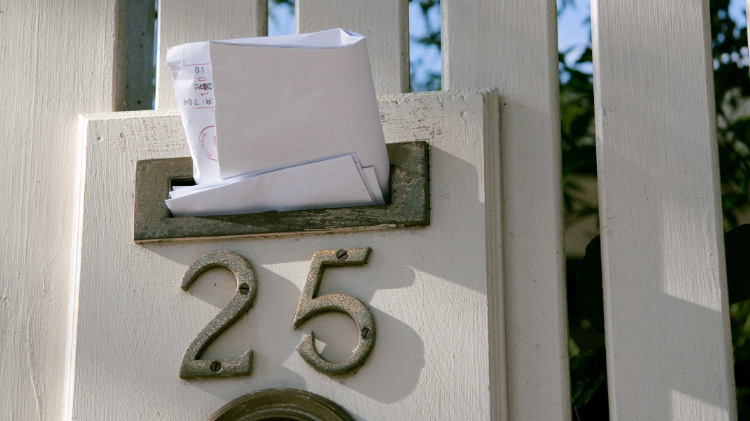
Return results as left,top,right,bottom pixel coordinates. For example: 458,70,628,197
133,141,429,243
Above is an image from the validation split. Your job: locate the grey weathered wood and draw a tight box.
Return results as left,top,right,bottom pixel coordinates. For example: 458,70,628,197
133,142,429,243
442,1,569,419
296,0,409,94
155,0,267,110
114,0,156,111
592,0,737,419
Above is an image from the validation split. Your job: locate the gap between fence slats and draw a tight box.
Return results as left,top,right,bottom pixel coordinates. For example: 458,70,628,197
296,0,409,95
592,0,736,418
155,0,268,110
442,0,569,420
114,0,156,111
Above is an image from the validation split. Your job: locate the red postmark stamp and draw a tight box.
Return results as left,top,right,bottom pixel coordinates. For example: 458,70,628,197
199,125,218,161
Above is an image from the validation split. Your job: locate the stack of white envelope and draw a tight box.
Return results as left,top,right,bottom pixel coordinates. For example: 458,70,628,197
165,29,390,217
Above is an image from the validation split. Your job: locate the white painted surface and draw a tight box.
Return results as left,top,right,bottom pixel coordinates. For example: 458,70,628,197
442,1,569,419
591,0,737,419
155,0,267,110
296,0,409,95
0,1,117,419
66,90,504,419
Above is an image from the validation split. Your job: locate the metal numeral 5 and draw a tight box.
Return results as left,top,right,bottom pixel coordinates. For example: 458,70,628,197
293,248,375,376
179,250,257,379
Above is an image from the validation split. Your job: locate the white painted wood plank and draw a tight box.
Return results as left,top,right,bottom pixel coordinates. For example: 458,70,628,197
114,0,156,111
591,0,737,419
155,0,267,110
0,1,117,419
67,90,503,419
296,0,409,95
442,1,568,419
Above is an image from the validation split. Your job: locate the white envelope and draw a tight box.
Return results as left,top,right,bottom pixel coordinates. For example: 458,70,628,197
209,28,390,198
166,42,220,184
165,154,376,217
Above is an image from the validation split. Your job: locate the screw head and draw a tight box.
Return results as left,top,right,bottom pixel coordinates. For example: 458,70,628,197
336,249,348,260
361,327,372,340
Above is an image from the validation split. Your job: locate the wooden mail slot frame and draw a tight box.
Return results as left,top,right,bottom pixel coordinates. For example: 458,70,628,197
133,141,429,243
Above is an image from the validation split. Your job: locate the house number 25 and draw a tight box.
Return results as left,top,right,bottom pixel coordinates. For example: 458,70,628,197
178,248,375,380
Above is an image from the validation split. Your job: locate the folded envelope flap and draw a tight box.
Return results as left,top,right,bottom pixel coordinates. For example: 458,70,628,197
209,37,390,197
165,154,376,217
212,28,364,49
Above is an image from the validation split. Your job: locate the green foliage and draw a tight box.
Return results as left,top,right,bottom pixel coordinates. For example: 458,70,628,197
559,48,596,177
569,346,608,420
711,0,750,229
559,47,598,223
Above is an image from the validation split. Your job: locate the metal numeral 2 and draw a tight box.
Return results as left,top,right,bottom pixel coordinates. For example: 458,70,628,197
179,250,257,379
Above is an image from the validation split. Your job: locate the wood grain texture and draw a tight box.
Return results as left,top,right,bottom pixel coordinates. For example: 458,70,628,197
155,0,267,110
132,143,429,243
114,0,156,111
0,1,117,419
67,90,504,419
591,0,737,419
442,1,569,419
296,0,409,95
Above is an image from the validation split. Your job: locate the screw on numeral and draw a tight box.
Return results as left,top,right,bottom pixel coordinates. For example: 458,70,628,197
336,249,348,260
360,327,372,340
210,361,222,372
239,283,250,295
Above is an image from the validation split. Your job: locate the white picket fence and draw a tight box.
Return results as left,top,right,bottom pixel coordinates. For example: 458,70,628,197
1,0,737,419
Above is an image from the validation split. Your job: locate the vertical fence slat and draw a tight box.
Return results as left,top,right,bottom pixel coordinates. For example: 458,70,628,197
155,0,267,110
443,1,568,420
592,0,736,419
1,1,118,419
114,0,156,111
296,0,409,95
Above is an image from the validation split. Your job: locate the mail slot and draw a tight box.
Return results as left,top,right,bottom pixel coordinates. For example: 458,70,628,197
133,141,429,243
